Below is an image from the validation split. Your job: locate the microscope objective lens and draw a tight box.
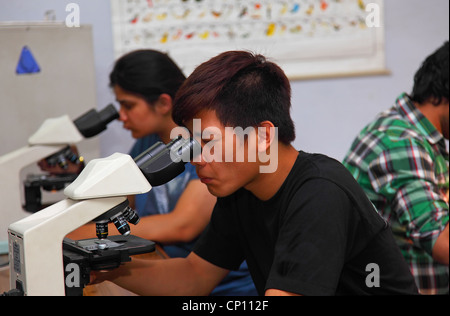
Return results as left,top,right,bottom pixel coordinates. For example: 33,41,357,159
96,222,109,239
123,207,140,225
112,215,130,236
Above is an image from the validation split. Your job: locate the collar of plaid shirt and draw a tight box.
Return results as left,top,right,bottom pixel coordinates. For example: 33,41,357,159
395,93,446,147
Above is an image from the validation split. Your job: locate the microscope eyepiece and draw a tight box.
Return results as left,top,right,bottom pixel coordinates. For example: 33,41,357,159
135,136,201,186
73,104,119,138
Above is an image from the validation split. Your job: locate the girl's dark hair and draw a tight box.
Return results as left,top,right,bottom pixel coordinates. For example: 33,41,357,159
411,41,449,105
109,49,186,104
173,51,296,144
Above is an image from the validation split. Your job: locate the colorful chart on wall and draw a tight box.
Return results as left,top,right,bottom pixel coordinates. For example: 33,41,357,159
111,0,388,80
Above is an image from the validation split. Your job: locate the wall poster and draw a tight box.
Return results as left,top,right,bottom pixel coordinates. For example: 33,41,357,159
111,0,388,80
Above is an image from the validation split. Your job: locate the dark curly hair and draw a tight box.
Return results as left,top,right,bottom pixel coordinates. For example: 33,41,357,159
411,41,449,106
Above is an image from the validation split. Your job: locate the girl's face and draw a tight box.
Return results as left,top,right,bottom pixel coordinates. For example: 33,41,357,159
114,85,161,139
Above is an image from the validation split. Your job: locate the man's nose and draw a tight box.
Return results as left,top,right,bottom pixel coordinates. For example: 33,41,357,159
190,151,206,167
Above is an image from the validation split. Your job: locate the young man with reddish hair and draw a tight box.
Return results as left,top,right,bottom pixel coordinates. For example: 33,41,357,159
92,51,418,295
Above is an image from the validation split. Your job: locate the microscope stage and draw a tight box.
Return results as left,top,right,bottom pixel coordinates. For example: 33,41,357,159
63,235,155,270
62,235,155,295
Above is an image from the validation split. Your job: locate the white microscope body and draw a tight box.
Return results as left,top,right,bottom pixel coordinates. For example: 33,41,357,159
6,136,198,296
8,153,152,296
0,105,118,244
0,116,83,243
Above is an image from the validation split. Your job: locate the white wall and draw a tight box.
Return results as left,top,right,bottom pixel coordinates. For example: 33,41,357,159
291,0,449,159
0,0,133,157
1,0,449,161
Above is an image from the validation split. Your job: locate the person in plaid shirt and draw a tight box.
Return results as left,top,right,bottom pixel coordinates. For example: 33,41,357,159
343,42,449,294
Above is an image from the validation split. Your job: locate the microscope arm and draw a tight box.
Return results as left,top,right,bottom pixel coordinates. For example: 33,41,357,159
0,105,119,242
7,136,200,296
8,196,126,296
0,144,68,241
7,150,148,296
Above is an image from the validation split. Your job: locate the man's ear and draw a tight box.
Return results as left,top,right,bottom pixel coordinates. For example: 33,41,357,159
155,93,173,115
257,121,276,152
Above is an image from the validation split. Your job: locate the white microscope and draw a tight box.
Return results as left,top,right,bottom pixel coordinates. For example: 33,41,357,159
0,105,119,248
4,136,199,296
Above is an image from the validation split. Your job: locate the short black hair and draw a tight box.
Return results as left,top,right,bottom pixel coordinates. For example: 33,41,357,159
411,41,449,105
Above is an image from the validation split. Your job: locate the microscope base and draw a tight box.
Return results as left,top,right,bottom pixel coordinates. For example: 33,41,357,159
63,235,155,296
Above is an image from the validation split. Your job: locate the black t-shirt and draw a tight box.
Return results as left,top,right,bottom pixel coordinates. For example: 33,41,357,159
193,151,418,295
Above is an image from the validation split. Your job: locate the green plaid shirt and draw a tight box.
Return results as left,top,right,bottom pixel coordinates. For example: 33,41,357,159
343,93,449,295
